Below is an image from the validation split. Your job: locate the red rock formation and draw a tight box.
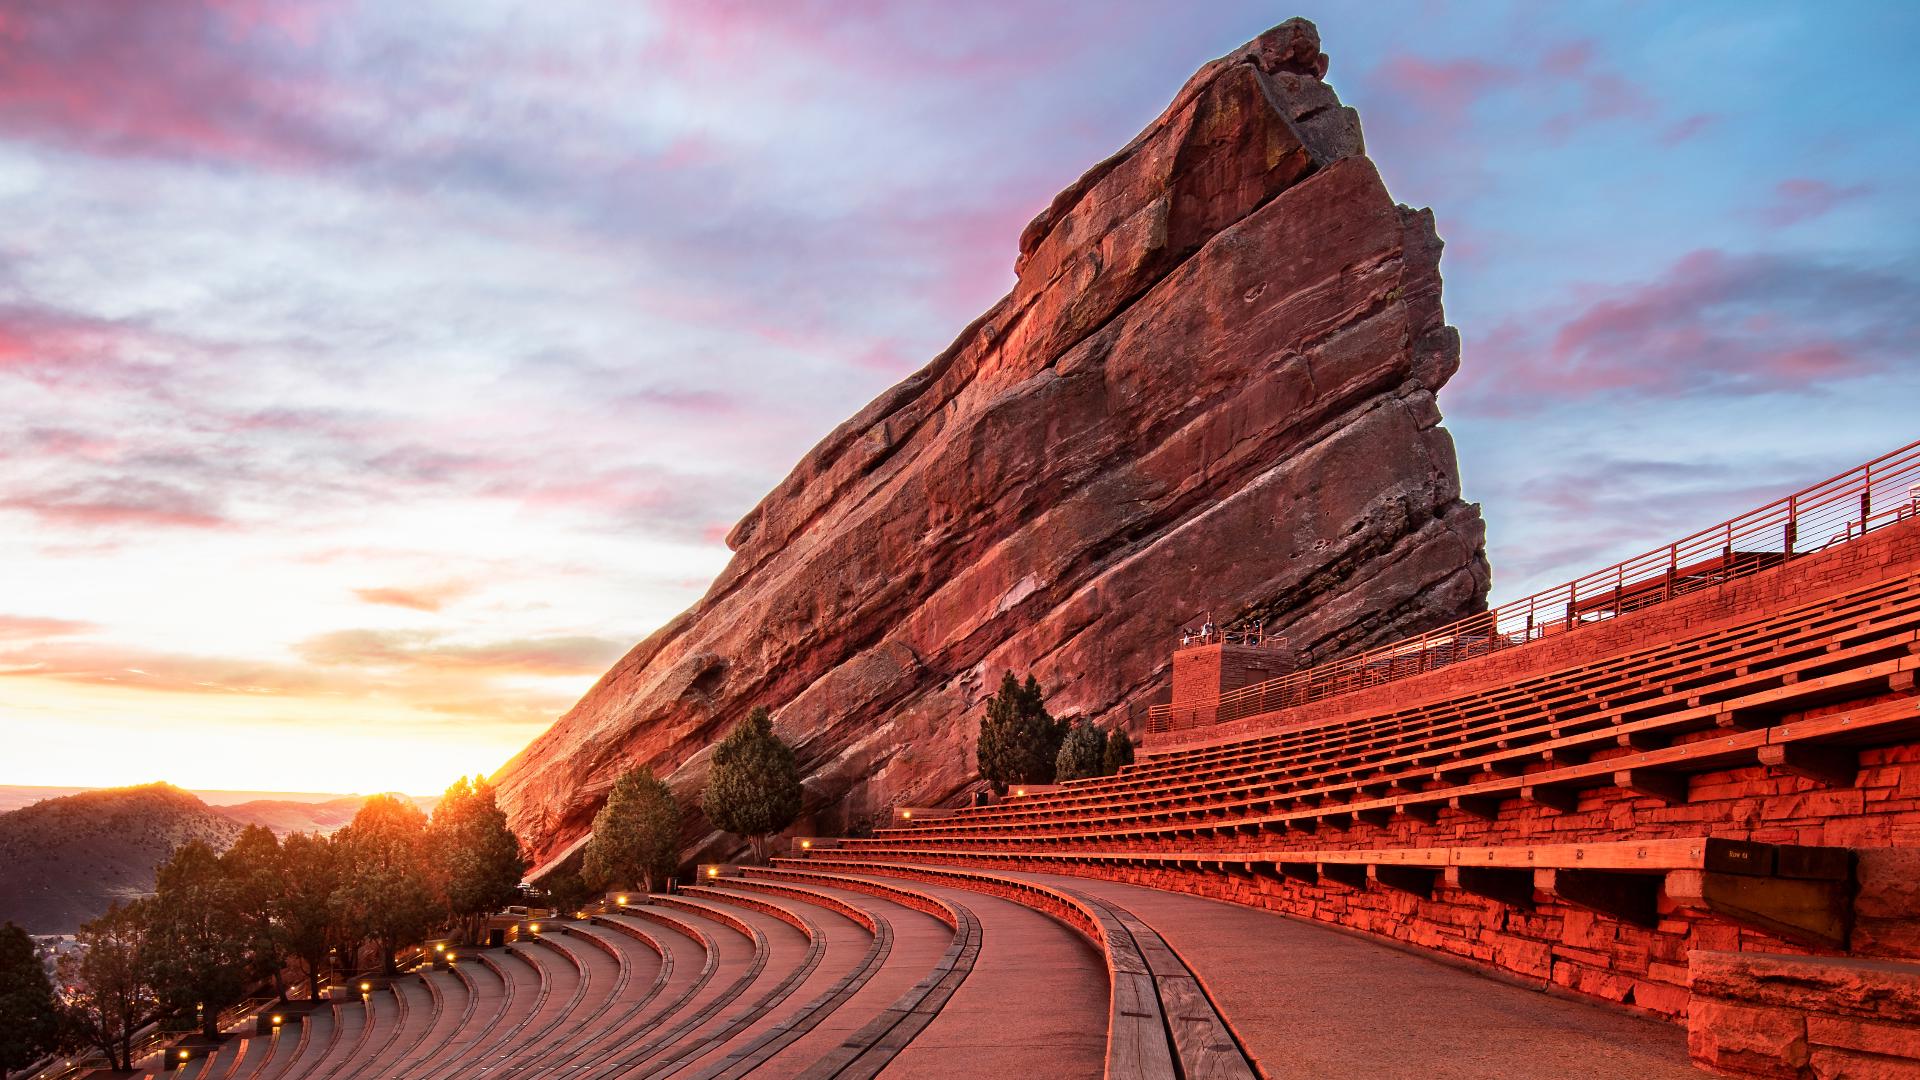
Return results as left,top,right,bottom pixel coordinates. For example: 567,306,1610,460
494,17,1490,870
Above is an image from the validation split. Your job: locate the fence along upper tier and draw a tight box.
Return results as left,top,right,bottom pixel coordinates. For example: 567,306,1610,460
1150,438,1920,734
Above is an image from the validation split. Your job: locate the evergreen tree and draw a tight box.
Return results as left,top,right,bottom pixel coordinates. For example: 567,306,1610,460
428,776,527,942
331,795,437,975
582,766,682,893
702,708,803,863
1102,727,1136,776
276,831,341,1001
0,921,60,1077
58,902,155,1071
1054,718,1108,781
221,825,286,996
975,672,1068,792
143,841,251,1039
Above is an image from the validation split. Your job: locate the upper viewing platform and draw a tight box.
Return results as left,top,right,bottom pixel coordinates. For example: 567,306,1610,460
1154,439,1920,737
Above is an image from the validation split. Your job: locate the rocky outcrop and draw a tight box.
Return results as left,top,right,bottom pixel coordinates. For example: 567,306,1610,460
494,17,1489,870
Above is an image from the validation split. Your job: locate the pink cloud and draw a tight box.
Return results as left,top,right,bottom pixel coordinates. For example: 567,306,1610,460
1453,249,1919,413
0,478,228,529
0,614,96,641
353,582,469,613
1757,178,1873,227
1374,55,1516,124
0,1,349,166
1658,112,1718,146
296,628,626,677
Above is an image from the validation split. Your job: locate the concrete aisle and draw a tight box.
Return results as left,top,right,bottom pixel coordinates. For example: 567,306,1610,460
1012,872,1701,1080
870,878,1108,1080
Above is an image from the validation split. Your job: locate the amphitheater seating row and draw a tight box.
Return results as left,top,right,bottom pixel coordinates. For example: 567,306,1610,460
865,573,1920,849
156,863,1196,1080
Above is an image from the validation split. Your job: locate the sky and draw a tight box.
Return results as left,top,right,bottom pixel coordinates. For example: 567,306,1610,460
2,0,1916,796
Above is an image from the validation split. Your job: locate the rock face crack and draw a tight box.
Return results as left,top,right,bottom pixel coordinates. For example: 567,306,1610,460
494,17,1490,870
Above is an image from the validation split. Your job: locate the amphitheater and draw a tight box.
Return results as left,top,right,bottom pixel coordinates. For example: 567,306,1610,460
81,20,1920,1080
110,443,1919,1080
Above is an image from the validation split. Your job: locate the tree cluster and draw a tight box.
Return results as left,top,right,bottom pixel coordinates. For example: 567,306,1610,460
39,780,525,1071
1055,720,1136,781
976,671,1135,790
976,672,1068,793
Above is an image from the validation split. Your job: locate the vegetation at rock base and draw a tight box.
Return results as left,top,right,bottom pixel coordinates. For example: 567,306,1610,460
976,672,1069,793
703,707,804,863
1055,719,1109,782
583,766,683,893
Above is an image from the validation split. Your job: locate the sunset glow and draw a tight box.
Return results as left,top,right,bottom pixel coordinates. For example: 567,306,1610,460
4,1,1917,796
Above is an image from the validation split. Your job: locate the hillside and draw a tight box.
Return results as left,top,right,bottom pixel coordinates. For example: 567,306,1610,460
0,782,244,933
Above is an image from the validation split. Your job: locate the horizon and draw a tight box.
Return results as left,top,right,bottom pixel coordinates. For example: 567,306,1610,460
4,1,1917,795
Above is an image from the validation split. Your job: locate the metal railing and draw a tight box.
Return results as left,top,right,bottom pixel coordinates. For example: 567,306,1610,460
1148,439,1920,735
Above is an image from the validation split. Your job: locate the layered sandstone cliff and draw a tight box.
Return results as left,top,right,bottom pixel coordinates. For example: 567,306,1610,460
495,18,1490,869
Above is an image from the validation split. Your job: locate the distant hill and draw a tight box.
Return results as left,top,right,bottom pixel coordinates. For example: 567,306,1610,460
0,783,245,933
218,794,437,836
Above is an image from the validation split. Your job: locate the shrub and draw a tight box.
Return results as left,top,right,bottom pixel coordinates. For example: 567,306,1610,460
1055,719,1108,781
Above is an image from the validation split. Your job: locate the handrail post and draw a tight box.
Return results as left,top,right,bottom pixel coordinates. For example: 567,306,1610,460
1784,492,1797,554
1860,461,1872,536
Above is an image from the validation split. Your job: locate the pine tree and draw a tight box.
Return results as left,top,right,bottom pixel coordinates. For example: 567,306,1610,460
582,766,682,893
0,921,61,1077
702,708,803,863
1055,719,1108,781
428,777,527,942
1102,727,1136,775
976,672,1068,792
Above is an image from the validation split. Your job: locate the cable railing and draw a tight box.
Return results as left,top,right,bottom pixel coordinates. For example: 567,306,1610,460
1148,438,1920,735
